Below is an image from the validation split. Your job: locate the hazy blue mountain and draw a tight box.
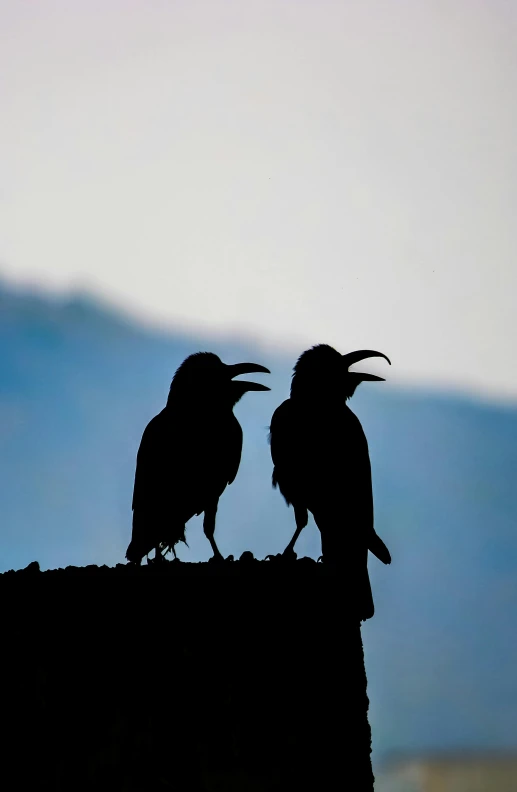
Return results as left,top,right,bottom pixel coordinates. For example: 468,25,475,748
1,279,516,764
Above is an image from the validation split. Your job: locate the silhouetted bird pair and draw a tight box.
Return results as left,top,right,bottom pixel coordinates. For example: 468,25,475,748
126,345,392,619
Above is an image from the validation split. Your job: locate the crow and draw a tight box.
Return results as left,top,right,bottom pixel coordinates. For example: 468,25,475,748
126,352,270,564
269,344,391,620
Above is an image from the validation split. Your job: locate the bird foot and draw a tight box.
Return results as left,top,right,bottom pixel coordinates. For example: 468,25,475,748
281,547,298,562
147,553,168,566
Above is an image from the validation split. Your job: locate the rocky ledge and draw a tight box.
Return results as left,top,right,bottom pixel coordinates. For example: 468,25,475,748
0,555,373,791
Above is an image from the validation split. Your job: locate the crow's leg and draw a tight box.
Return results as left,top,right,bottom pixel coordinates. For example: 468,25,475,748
312,507,342,562
203,500,224,561
282,504,308,557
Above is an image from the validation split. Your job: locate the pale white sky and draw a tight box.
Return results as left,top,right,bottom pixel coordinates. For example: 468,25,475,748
1,1,516,400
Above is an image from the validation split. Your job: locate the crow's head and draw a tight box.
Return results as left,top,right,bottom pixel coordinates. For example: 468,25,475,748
167,351,270,407
291,344,390,401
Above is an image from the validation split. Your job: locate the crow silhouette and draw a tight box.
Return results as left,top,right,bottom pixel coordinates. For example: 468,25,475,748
269,344,391,620
126,352,270,564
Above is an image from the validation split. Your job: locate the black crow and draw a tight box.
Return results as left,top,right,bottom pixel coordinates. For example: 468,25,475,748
269,344,391,619
126,352,270,564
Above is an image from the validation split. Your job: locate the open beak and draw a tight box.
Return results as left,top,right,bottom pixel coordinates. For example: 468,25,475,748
226,362,271,378
234,381,270,392
342,349,391,368
351,373,385,382
342,350,390,384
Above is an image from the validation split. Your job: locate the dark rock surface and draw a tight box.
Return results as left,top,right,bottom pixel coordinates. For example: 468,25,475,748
1,557,373,790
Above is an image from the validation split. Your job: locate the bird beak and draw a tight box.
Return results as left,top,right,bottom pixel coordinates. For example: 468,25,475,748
226,362,271,378
351,373,385,382
341,350,391,368
233,381,271,392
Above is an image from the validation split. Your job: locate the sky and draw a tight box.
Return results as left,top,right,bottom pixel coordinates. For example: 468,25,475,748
1,0,516,401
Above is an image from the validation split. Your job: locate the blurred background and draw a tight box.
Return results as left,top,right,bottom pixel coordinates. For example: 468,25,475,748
1,0,516,785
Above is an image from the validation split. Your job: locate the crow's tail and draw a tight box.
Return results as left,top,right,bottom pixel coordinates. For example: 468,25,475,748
126,512,187,564
368,531,391,565
125,541,142,564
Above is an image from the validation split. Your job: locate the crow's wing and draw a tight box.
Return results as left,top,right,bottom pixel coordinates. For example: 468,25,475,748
269,399,308,505
269,399,298,469
132,412,168,511
132,410,205,515
133,407,243,519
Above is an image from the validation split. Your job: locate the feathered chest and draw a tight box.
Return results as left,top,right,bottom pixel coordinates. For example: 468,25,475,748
274,402,370,477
